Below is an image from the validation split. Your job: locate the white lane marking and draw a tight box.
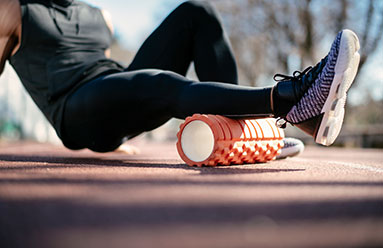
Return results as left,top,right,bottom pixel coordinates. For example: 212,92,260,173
294,158,383,173
328,161,383,173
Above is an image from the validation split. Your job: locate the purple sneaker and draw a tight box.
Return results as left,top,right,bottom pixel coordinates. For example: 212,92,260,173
272,29,360,146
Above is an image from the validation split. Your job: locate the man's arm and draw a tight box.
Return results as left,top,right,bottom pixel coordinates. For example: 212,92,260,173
0,0,21,75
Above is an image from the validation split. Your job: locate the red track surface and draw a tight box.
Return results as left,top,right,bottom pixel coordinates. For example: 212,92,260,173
0,140,382,248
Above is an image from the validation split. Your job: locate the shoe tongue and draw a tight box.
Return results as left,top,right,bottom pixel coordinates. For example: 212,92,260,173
300,56,328,96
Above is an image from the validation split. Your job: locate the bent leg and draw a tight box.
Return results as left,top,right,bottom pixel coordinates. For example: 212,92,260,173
127,1,238,84
62,70,271,152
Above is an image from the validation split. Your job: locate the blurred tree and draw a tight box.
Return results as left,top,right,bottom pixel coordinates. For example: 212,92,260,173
211,0,383,87
346,96,383,125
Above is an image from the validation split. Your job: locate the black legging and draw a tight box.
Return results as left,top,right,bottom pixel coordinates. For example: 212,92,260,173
62,1,273,152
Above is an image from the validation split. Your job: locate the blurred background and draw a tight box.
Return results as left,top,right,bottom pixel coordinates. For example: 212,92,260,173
0,0,382,148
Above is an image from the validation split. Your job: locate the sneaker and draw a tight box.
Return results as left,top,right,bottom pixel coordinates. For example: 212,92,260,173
273,29,360,146
276,137,304,160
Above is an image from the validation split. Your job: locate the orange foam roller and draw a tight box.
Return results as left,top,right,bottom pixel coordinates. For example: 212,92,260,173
176,114,284,167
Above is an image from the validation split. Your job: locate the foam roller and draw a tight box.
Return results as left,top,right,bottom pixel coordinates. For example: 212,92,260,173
176,114,284,167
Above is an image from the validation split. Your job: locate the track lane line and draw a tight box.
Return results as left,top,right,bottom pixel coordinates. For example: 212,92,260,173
293,158,383,173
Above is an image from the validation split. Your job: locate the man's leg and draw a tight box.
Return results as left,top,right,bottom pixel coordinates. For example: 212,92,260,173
63,28,360,152
127,1,238,84
62,69,272,152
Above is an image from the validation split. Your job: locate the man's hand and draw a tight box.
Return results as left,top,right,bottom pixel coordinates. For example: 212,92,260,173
114,143,141,155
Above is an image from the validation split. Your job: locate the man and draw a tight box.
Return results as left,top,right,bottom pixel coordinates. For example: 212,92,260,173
0,0,360,153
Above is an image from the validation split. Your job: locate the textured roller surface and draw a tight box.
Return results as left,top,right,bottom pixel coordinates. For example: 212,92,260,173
177,114,284,167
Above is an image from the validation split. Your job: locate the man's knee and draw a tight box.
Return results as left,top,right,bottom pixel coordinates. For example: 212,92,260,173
177,1,220,21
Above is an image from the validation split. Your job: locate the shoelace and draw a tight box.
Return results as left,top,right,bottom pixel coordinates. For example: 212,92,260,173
273,67,311,128
273,56,328,100
273,56,328,129
273,66,313,83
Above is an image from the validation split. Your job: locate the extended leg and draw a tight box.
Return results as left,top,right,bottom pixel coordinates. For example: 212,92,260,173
62,70,271,152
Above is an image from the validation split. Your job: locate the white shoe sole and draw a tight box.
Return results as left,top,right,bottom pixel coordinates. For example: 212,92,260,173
315,29,360,146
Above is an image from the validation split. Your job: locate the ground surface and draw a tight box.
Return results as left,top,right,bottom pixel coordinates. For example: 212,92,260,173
0,140,382,248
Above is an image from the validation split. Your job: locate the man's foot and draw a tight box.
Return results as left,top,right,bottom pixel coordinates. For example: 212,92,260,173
276,137,304,160
273,29,360,146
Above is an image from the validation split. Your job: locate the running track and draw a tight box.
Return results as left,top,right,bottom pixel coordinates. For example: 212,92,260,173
0,141,382,248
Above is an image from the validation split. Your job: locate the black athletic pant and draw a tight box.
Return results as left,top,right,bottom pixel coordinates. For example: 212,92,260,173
62,1,273,152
